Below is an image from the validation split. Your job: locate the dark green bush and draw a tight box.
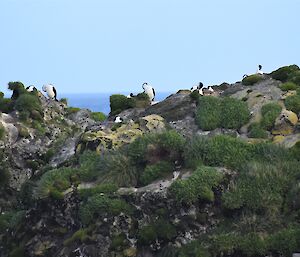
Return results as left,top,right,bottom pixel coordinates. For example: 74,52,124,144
14,94,42,121
210,233,238,256
196,96,221,130
242,74,263,86
138,219,176,245
238,233,267,257
110,233,129,250
267,228,300,256
279,82,298,91
8,81,27,99
260,102,282,130
222,161,296,212
221,97,250,129
179,241,211,257
0,98,13,113
184,135,252,169
91,112,106,122
79,194,132,225
270,65,300,82
196,97,250,130
169,166,223,204
289,70,300,86
140,161,173,185
248,123,268,139
110,94,135,115
98,151,138,187
285,94,300,114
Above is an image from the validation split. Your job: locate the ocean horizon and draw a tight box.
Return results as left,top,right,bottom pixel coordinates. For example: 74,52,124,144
59,92,173,115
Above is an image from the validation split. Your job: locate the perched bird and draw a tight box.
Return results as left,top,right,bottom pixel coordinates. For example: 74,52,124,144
256,65,263,75
199,87,204,96
26,85,37,92
42,84,57,101
142,82,155,101
114,116,123,123
208,86,214,93
127,93,134,98
243,74,249,79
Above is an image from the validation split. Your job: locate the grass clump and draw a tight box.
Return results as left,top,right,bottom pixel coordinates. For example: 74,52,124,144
280,81,298,91
138,219,176,245
248,122,268,139
110,94,135,115
14,93,43,121
169,166,223,204
0,98,13,113
79,194,133,225
260,102,282,130
195,97,250,130
242,74,263,86
221,97,250,129
270,64,300,82
66,107,81,114
285,94,300,114
140,161,174,186
91,112,106,122
63,228,91,246
196,96,221,130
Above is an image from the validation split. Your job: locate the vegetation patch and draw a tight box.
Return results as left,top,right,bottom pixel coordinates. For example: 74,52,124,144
248,122,268,139
91,112,106,122
285,94,300,113
270,64,300,82
196,97,250,130
169,166,223,204
260,102,282,130
242,74,263,86
280,81,298,91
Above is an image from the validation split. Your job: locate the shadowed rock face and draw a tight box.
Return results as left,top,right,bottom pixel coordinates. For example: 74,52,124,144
143,92,196,122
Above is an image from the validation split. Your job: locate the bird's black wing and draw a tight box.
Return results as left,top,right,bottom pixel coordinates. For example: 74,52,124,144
53,86,58,101
152,88,156,97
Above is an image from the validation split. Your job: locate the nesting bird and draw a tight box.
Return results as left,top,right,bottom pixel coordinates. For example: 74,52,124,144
142,82,155,102
256,65,263,75
26,86,37,92
127,93,134,98
42,84,58,101
114,116,123,123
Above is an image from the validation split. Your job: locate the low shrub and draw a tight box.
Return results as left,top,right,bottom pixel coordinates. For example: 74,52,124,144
196,96,221,130
168,166,223,204
14,94,42,121
110,94,135,115
63,228,90,246
66,107,80,114
285,94,300,114
140,161,173,185
242,74,263,86
248,123,268,139
184,135,252,169
138,219,176,245
221,97,250,129
98,151,138,187
91,112,106,122
179,241,211,257
0,98,13,113
111,233,129,250
35,167,79,199
279,82,298,91
267,228,300,256
260,102,282,130
270,64,300,82
79,194,132,225
195,97,250,130
8,81,27,99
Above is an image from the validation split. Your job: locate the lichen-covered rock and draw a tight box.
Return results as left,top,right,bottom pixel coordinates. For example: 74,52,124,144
272,109,298,135
78,115,166,152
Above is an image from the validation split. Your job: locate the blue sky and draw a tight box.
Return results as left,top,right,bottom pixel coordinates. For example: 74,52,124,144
0,0,299,95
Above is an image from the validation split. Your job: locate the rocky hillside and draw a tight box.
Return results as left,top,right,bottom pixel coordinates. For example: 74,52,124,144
1,66,300,257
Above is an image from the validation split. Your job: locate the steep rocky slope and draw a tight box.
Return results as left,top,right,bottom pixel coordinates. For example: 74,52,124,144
1,65,300,257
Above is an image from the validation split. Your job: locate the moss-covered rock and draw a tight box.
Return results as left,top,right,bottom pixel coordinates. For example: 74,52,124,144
272,109,298,135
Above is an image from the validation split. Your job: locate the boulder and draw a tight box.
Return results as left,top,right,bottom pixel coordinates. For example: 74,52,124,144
78,115,166,152
143,93,196,122
272,109,298,135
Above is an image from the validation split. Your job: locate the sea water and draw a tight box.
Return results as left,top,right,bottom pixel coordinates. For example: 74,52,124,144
60,92,172,115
